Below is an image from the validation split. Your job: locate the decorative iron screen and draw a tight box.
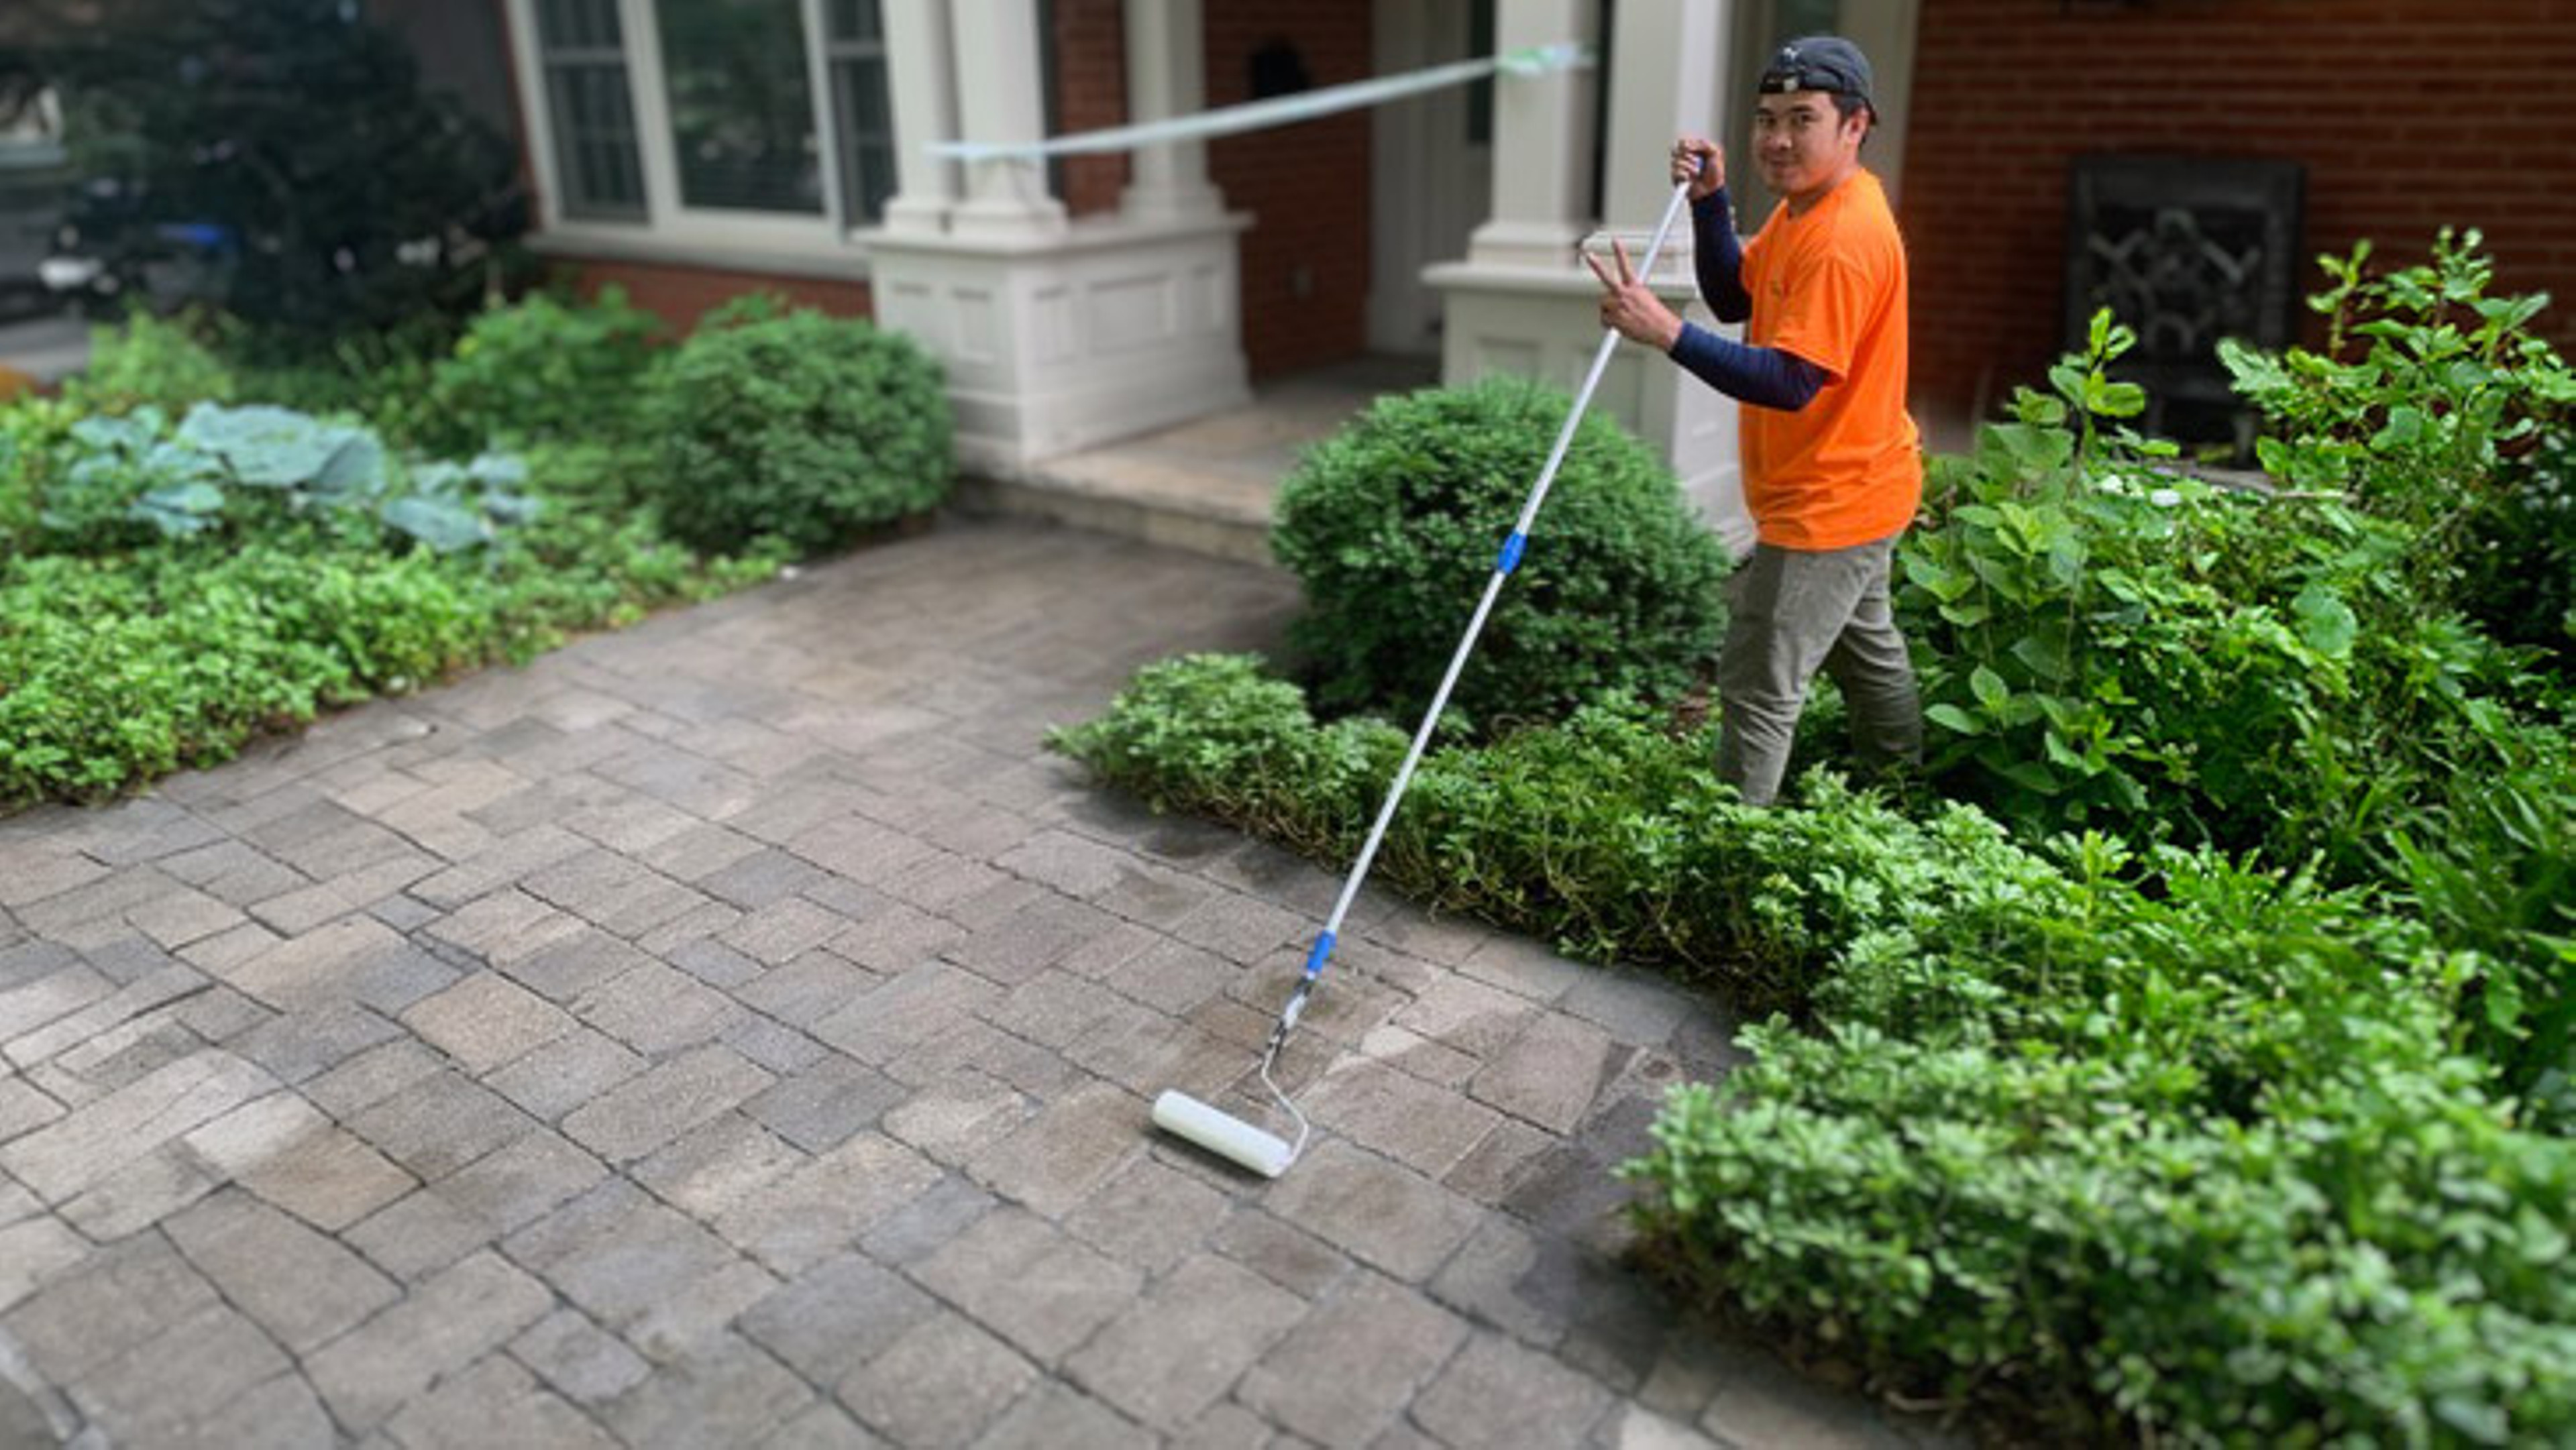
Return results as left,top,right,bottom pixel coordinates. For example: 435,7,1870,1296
2063,155,2304,450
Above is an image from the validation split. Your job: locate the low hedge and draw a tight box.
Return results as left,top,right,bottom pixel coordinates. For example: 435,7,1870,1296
1051,652,2576,1445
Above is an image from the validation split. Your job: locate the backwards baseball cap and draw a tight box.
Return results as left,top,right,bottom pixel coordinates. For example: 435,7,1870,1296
1758,35,1874,113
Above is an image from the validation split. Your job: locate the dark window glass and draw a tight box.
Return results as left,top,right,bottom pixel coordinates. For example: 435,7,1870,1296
826,0,896,223
656,0,824,214
537,0,645,219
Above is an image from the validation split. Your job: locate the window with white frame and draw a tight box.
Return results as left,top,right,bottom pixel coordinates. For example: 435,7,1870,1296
533,0,647,220
519,0,898,242
657,0,823,213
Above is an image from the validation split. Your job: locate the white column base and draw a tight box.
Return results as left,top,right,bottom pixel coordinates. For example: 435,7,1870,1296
866,213,1254,467
1426,259,1752,557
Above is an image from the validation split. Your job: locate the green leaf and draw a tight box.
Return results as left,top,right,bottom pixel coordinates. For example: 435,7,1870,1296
1969,664,2010,715
2291,584,2358,660
380,496,492,552
1998,759,2062,795
1924,703,1983,736
2010,630,2074,683
129,482,225,538
310,434,386,499
2370,404,2426,451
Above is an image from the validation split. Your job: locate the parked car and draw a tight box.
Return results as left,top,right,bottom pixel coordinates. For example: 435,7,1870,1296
38,172,236,317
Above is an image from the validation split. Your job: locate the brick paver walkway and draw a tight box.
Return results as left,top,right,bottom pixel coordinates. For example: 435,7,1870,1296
0,517,1955,1449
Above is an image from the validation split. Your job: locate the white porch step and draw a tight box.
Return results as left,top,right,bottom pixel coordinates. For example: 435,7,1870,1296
951,354,1436,566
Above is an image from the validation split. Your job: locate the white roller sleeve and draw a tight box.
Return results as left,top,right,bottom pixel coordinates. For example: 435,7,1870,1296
1152,1090,1294,1178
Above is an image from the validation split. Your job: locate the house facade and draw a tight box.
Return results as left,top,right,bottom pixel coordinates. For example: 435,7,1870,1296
458,0,1917,551
432,0,2573,547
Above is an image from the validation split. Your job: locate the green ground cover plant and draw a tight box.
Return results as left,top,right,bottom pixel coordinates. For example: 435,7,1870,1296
0,292,900,808
1055,232,2576,1445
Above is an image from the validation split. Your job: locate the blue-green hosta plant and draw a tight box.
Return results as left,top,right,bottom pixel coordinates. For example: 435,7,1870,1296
28,401,535,555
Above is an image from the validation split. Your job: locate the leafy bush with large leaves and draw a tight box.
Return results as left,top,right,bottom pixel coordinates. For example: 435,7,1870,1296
2222,229,2576,673
641,301,951,557
1269,375,1731,735
1896,310,2543,875
13,400,532,557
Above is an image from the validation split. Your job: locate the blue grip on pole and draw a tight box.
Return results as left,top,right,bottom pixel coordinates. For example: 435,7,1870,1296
1301,930,1336,979
1496,531,1527,575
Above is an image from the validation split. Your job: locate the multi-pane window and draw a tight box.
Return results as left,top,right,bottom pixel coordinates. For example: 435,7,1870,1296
534,0,647,219
824,0,896,226
529,0,899,229
655,0,824,213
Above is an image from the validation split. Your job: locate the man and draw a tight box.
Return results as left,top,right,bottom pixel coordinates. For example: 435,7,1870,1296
1586,35,1923,807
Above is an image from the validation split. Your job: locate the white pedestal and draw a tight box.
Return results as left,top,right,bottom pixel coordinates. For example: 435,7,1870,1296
866,213,1255,469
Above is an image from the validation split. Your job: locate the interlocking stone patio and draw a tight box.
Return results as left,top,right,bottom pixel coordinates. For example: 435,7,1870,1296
0,516,1962,1449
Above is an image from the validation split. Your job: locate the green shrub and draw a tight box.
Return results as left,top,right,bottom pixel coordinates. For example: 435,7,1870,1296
414,286,665,457
0,545,453,798
2459,427,2576,672
2222,229,2576,618
1269,376,1730,734
2391,735,2576,1125
62,310,239,415
1635,1030,2576,1445
641,304,950,556
1899,312,2543,875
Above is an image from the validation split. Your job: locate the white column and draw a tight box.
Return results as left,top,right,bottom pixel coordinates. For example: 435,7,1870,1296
1466,0,1597,269
1119,0,1223,220
1600,0,1725,235
881,0,961,233
947,0,1069,238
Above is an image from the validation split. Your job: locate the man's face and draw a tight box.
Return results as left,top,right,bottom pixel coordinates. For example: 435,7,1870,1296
1752,91,1864,203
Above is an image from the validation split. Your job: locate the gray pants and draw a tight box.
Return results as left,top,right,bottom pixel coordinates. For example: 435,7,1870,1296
1716,535,1922,806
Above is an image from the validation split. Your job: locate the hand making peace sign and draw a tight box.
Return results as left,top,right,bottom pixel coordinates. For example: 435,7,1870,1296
1583,237,1683,353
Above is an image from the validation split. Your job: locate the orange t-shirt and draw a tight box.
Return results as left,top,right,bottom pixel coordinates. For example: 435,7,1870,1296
1739,168,1922,551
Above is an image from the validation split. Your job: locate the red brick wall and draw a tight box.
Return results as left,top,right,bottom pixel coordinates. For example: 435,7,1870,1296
1052,0,1131,217
1205,2,1375,377
1901,0,2576,424
562,259,872,333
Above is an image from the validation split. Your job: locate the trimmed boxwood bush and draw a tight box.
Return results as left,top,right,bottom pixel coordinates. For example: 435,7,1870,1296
642,302,951,556
1270,375,1730,734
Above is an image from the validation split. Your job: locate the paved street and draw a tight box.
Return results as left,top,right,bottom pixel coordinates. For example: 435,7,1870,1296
0,516,1951,1449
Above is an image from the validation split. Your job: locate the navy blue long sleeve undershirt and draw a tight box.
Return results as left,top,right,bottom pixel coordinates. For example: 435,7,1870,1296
1693,188,1752,323
1666,186,1825,412
1668,323,1827,411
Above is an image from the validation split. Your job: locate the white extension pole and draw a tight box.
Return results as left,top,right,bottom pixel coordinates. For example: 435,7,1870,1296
1155,177,1699,1178
1262,176,1701,1051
